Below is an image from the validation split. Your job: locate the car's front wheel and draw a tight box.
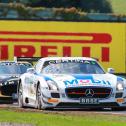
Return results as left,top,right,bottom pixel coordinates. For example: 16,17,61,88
36,85,42,110
18,83,24,108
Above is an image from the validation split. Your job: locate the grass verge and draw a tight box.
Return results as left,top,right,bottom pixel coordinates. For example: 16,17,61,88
0,108,126,126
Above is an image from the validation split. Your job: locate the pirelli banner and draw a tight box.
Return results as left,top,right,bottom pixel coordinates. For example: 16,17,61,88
0,20,125,73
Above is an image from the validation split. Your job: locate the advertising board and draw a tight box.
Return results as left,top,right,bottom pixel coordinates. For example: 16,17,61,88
0,21,125,73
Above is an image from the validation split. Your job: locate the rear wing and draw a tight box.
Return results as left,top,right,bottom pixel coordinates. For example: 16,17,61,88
15,57,42,65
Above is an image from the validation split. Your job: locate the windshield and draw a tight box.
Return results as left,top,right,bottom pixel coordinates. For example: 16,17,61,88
41,60,105,74
0,63,31,74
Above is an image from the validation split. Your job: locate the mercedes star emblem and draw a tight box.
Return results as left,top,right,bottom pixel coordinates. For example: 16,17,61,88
85,89,94,97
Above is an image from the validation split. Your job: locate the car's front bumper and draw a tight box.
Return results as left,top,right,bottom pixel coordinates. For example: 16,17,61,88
56,102,119,108
0,95,13,104
41,91,126,109
42,96,126,109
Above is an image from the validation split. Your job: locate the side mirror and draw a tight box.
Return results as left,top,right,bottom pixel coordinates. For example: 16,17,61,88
107,68,115,74
27,68,35,73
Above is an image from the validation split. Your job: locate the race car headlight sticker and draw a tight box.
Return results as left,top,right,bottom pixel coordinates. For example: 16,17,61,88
116,82,124,91
46,80,58,91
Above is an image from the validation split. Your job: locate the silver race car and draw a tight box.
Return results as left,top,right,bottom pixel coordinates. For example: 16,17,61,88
18,57,126,110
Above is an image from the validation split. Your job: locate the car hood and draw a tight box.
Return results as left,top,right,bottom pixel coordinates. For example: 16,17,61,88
43,73,119,88
0,74,20,83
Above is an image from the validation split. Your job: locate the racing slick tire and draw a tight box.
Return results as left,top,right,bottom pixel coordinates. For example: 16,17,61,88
36,84,42,110
18,82,24,108
35,84,54,110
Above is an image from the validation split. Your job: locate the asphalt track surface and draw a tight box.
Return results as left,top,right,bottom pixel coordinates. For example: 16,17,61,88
1,102,126,116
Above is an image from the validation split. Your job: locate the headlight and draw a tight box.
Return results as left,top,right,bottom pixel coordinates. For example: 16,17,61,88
116,82,124,91
46,80,58,91
3,81,7,85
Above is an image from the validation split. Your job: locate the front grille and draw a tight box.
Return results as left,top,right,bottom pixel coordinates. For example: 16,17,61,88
65,87,112,99
1,84,17,96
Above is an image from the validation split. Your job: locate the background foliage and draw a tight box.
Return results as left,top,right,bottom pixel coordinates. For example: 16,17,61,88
0,0,113,13
0,0,126,21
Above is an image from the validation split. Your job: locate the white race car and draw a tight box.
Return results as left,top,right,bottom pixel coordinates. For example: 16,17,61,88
18,57,126,110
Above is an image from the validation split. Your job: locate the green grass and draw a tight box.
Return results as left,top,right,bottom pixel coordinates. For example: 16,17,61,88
0,109,126,126
111,0,126,14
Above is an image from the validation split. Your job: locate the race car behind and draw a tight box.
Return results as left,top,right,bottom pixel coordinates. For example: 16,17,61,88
0,61,32,103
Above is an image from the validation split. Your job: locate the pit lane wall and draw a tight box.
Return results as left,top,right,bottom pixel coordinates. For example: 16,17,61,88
0,20,125,73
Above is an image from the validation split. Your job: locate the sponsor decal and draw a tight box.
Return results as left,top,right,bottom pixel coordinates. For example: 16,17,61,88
64,75,111,87
0,31,111,63
48,60,96,64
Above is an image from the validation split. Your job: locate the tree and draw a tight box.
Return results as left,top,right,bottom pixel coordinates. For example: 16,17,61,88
30,0,112,13
28,0,76,8
75,0,112,13
4,0,112,13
